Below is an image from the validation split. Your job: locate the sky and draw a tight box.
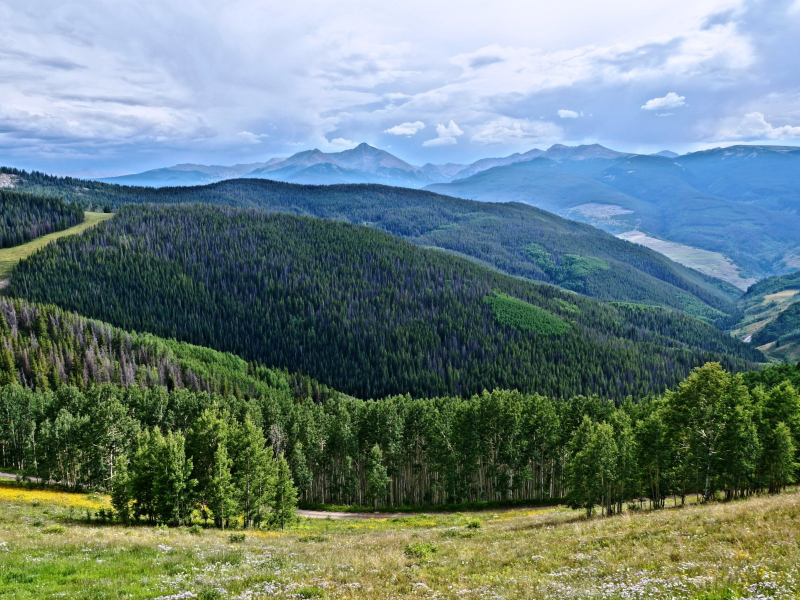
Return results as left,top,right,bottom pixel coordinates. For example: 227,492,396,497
0,0,799,176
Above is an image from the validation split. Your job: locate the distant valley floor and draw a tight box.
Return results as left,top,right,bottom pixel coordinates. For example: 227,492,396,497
617,230,756,291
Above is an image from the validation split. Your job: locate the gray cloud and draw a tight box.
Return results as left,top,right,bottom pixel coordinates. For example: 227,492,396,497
0,0,798,174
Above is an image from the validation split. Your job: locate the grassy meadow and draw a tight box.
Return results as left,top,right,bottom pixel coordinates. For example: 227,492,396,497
0,211,113,280
1,479,799,599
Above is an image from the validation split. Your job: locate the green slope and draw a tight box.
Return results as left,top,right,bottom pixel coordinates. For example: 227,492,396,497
426,150,800,280
0,166,741,326
0,189,84,250
0,211,113,280
733,270,800,362
9,204,763,400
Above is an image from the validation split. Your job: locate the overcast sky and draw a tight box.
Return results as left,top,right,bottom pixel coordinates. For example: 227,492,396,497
1,0,798,175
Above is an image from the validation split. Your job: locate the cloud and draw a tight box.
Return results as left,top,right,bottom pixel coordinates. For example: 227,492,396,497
721,112,800,140
1,0,798,172
656,113,674,117
557,109,581,119
422,135,458,147
237,131,269,144
422,120,463,147
385,121,425,135
642,92,686,110
326,137,359,149
470,117,562,145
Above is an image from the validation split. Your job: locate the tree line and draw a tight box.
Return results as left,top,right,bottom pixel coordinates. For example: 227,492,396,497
0,189,83,249
9,204,762,400
2,358,798,515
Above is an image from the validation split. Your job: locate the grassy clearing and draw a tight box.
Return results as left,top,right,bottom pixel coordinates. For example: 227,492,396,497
0,211,113,280
617,230,756,290
1,479,798,599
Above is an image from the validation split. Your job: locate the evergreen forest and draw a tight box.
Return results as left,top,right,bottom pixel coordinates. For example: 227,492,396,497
9,204,762,400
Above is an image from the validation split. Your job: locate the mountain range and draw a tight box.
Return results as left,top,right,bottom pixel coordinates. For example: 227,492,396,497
427,145,800,282
99,142,637,189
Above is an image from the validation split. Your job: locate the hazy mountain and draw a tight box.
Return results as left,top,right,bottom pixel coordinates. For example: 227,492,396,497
448,148,545,180
653,150,679,158
418,162,468,182
426,147,800,281
99,159,283,187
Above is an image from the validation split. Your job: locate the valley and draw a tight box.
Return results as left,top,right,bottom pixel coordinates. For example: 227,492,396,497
616,230,756,290
3,0,800,596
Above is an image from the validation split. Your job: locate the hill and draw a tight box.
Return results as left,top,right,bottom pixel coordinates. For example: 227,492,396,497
0,168,742,325
0,211,113,280
0,189,83,249
733,270,800,362
426,146,800,281
8,204,763,400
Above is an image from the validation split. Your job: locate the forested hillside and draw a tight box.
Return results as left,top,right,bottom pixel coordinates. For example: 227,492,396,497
426,148,800,279
0,167,739,325
0,309,796,509
733,270,800,362
0,189,83,249
9,204,762,400
0,296,331,402
0,297,795,509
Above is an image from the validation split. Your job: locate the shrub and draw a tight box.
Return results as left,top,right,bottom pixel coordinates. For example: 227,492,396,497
229,533,246,543
465,518,482,529
42,524,66,534
404,542,438,560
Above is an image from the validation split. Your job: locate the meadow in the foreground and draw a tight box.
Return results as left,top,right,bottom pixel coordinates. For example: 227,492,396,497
1,481,799,599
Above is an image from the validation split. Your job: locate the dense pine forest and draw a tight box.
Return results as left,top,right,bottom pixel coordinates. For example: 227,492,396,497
0,296,797,510
0,189,83,249
0,167,739,325
9,204,762,400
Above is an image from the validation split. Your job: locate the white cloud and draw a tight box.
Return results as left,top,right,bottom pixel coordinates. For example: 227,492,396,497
470,117,562,145
422,135,458,147
721,112,800,140
237,131,269,144
642,92,686,110
422,120,463,146
656,113,673,117
327,137,359,149
385,121,425,135
557,109,581,119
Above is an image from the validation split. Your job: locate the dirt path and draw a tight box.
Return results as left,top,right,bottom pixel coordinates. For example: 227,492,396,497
297,509,423,519
0,472,39,482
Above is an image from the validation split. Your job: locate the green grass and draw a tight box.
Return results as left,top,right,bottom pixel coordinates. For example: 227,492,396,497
0,212,113,280
1,479,799,599
484,291,571,335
